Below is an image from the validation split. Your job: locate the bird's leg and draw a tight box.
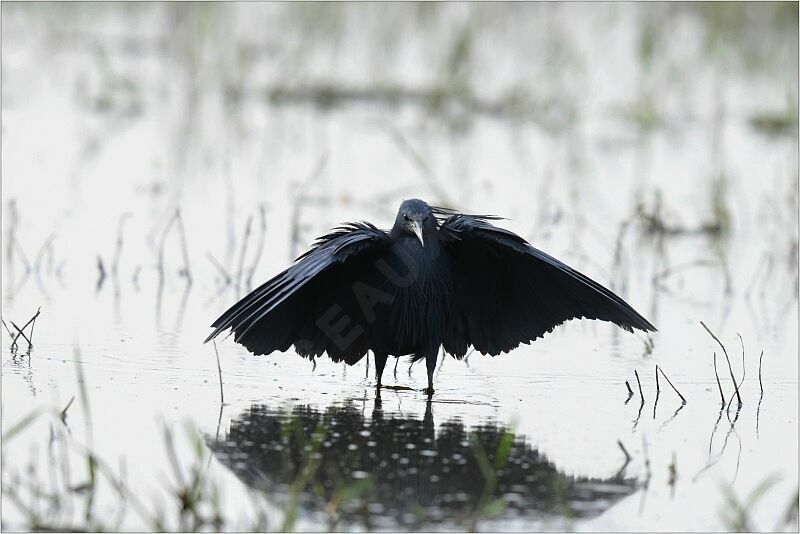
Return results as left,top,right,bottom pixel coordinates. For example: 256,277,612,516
374,352,388,388
423,353,436,395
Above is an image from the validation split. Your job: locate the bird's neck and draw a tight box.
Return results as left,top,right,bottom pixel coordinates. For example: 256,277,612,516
391,230,441,255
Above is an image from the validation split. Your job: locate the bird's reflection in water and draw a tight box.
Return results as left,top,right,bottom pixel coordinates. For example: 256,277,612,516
209,395,636,529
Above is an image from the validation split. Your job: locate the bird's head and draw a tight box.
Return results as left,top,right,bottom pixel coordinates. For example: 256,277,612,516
394,199,435,246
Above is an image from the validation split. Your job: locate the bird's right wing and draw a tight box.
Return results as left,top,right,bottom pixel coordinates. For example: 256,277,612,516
205,222,393,363
438,214,655,357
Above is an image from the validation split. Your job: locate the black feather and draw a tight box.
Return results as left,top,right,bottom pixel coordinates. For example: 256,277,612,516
438,214,655,357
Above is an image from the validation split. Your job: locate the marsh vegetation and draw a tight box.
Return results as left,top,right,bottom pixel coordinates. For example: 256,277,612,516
2,3,798,531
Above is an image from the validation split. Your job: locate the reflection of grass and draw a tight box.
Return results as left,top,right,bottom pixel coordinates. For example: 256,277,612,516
710,173,732,237
692,2,798,73
2,404,228,531
3,386,546,532
550,475,576,523
466,428,513,529
3,394,387,531
2,357,329,532
617,94,662,134
264,80,568,132
750,109,799,138
635,184,730,239
719,475,784,532
3,406,505,532
282,421,328,532
636,3,798,75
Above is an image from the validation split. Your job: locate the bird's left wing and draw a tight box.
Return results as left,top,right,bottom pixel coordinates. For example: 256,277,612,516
438,214,655,357
205,222,393,363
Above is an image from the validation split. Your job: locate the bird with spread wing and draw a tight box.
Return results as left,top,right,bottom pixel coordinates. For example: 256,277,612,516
206,199,655,394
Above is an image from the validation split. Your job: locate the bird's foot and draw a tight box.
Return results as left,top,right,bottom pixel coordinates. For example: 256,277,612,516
423,387,435,396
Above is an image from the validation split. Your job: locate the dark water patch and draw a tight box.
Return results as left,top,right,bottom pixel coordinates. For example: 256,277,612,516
209,396,636,529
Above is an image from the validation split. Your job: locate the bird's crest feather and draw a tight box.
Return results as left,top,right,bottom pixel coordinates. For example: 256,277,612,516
430,205,504,227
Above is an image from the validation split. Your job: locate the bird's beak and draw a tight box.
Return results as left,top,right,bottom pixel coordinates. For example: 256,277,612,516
410,220,424,247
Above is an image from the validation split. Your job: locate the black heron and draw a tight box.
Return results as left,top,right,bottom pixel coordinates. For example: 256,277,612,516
206,199,655,394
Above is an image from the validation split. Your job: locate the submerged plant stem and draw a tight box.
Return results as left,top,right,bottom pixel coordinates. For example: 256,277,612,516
700,321,741,407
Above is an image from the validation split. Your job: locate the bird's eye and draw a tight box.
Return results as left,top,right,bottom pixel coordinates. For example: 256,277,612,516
403,214,410,221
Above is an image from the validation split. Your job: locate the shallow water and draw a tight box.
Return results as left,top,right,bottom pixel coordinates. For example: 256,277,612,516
2,3,798,531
